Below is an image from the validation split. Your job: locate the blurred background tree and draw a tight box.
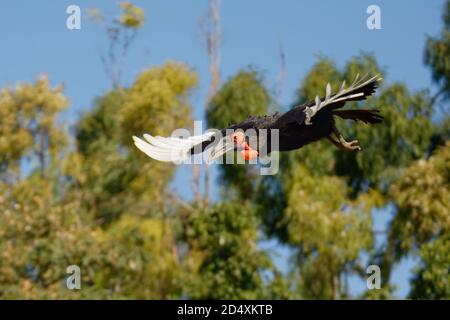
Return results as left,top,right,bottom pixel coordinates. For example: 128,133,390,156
182,202,280,299
88,2,145,89
0,1,448,300
0,76,68,182
424,0,450,105
70,62,198,225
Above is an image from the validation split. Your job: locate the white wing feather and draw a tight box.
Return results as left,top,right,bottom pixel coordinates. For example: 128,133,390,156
133,131,215,163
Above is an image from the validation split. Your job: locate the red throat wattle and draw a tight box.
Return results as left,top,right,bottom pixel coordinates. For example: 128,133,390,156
240,148,259,160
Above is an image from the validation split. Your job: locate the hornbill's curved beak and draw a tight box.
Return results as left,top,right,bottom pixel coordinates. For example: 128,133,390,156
207,132,259,164
207,135,236,164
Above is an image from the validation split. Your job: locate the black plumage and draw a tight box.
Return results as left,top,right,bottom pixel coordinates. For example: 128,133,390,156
191,74,383,157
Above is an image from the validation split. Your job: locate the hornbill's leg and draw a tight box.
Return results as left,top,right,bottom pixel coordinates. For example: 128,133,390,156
328,125,362,151
327,136,345,149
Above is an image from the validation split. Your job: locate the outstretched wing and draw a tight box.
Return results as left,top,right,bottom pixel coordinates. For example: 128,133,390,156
133,128,239,164
132,131,216,163
133,116,265,165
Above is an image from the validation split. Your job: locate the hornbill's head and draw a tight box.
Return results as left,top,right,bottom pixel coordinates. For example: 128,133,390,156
231,131,259,160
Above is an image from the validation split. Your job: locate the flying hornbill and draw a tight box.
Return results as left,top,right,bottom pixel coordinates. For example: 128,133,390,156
133,74,383,164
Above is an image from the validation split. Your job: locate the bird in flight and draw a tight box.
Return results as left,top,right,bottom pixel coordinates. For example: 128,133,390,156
133,74,383,164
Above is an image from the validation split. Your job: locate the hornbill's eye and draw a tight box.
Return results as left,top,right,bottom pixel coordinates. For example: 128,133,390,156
231,132,245,145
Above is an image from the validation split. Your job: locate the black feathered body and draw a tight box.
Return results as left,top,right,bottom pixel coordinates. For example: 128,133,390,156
188,75,383,156
222,106,335,155
274,109,335,152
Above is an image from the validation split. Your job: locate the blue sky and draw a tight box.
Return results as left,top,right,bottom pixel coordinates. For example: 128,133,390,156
0,0,445,298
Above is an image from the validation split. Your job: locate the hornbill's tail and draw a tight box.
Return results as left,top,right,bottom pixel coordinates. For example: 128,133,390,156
332,109,384,124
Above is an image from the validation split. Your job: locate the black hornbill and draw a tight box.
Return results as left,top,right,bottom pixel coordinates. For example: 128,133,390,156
133,74,383,163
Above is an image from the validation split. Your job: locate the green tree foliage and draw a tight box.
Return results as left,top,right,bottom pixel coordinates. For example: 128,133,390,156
389,143,450,298
284,167,376,299
69,90,134,224
424,0,450,102
103,214,182,299
120,62,197,138
257,52,438,299
390,143,450,254
88,2,146,88
0,178,180,299
425,1,450,151
388,1,450,298
409,233,450,299
0,63,196,298
0,177,88,299
119,2,145,29
70,62,197,224
208,69,270,129
182,202,287,299
0,76,68,180
69,61,198,296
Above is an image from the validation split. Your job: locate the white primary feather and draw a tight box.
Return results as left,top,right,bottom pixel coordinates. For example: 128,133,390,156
315,95,321,110
352,73,360,85
133,131,215,163
325,82,331,101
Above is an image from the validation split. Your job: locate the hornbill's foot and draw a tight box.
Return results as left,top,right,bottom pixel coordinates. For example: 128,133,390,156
341,139,361,151
329,125,362,152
